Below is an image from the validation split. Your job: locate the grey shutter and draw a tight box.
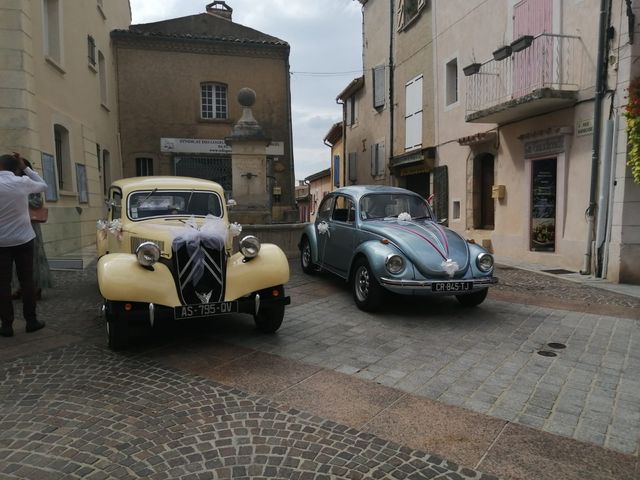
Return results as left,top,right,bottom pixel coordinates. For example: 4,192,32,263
373,65,385,108
346,98,353,126
76,164,88,203
377,141,386,175
348,152,357,182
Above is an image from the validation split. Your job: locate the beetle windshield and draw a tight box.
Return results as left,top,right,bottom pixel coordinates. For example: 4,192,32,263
128,190,222,220
360,193,433,220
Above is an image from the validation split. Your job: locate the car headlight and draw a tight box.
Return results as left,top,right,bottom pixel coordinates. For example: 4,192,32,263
385,254,405,274
136,241,160,267
240,235,261,259
476,252,494,272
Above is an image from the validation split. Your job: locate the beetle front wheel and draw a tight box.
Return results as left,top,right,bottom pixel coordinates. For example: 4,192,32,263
456,288,488,307
352,258,383,312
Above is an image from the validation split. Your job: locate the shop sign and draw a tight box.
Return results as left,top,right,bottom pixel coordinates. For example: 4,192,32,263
576,118,593,137
523,135,564,159
400,164,429,176
161,138,284,155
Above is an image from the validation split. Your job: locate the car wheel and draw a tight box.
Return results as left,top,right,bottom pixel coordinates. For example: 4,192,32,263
352,258,383,312
104,300,129,350
300,237,318,274
456,288,488,307
254,304,285,333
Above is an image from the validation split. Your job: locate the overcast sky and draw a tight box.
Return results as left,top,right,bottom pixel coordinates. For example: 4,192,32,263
129,0,363,182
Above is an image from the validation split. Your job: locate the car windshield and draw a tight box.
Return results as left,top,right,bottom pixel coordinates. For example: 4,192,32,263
128,190,222,220
360,193,433,220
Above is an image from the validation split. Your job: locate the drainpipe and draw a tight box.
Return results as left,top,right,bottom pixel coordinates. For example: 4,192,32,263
337,99,345,186
581,0,611,275
388,0,395,185
595,118,614,277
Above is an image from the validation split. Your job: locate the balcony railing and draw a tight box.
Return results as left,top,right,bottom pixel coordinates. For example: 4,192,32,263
465,33,593,122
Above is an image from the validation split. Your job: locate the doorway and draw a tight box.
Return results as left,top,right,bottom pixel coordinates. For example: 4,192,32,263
473,153,495,229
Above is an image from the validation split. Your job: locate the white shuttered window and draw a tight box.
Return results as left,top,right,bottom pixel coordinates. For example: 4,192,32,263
405,75,423,150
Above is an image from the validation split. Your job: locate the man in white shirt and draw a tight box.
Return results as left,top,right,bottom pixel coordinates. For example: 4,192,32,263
0,153,48,337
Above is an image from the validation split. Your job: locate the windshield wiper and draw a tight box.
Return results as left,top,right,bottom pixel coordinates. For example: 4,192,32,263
138,188,158,205
185,190,194,212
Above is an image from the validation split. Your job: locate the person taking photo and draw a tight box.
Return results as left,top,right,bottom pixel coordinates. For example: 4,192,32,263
0,153,48,337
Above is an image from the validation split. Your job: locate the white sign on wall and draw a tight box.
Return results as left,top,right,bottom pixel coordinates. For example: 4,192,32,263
161,138,285,156
576,119,593,137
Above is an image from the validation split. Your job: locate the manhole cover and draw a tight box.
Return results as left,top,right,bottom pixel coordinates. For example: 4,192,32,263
548,342,566,349
537,350,557,357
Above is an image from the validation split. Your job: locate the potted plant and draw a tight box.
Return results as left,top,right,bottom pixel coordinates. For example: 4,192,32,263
463,62,482,76
492,45,512,61
511,35,534,53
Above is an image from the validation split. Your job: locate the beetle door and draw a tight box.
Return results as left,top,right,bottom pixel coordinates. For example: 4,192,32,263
323,195,356,276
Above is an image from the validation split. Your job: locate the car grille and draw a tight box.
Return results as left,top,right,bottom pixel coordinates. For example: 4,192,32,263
131,237,165,253
172,243,226,306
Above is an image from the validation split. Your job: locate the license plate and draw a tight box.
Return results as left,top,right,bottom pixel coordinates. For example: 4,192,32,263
174,301,238,319
431,281,473,292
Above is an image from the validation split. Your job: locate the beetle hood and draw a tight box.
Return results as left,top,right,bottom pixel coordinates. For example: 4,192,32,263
360,219,470,278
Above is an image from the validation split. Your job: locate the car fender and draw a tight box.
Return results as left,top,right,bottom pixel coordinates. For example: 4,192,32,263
225,243,290,300
467,242,495,278
348,240,403,282
299,223,319,264
98,254,181,307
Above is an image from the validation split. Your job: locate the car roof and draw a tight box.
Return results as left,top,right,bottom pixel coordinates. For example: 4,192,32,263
111,176,225,194
332,185,422,201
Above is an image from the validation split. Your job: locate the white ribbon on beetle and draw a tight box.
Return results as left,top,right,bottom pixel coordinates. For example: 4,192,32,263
97,219,123,241
317,221,330,237
172,215,242,286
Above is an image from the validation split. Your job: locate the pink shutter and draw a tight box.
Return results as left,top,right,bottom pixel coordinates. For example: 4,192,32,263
513,0,553,97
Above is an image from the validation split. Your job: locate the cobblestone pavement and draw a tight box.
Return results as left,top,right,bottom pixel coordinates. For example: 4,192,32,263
0,261,639,479
0,345,494,480
225,264,640,455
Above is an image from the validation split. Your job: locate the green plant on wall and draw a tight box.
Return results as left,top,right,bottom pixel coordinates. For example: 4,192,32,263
624,78,640,184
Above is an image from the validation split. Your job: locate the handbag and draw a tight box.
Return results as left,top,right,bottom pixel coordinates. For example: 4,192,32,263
29,207,48,223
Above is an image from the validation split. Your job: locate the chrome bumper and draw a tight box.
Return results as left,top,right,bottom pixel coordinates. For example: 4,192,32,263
379,277,498,289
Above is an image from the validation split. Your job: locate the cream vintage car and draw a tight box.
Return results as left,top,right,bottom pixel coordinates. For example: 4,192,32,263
97,176,290,350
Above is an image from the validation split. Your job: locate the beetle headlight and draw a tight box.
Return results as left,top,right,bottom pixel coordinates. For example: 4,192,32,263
136,241,160,267
476,252,494,272
240,235,261,259
385,254,405,274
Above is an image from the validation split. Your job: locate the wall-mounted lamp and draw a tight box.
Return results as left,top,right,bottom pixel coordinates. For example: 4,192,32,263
492,45,512,61
463,63,482,76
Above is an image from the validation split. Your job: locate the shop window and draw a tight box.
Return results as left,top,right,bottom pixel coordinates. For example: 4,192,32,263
201,82,228,119
136,157,154,176
53,124,71,191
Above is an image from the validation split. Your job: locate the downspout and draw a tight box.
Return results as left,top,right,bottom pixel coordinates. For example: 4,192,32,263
389,0,395,185
581,0,611,275
337,99,345,186
284,47,296,214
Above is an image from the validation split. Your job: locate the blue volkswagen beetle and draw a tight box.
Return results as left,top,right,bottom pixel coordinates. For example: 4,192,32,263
299,186,497,311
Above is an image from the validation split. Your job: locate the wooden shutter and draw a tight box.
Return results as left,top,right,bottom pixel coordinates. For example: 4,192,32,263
41,152,58,201
405,76,423,150
373,65,385,108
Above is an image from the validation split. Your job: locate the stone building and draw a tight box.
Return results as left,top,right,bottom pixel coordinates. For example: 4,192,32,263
111,1,296,223
0,0,131,258
342,0,640,283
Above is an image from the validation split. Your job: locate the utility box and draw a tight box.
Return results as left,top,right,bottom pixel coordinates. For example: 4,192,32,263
492,185,506,199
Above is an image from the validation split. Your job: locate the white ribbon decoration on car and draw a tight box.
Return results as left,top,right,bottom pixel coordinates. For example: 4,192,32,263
317,221,330,237
397,212,412,222
97,219,123,241
171,215,228,286
441,258,459,278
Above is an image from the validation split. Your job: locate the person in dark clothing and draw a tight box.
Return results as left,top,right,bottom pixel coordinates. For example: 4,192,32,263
0,153,48,337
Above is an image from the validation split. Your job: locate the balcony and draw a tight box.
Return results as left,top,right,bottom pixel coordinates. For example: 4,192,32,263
465,34,593,124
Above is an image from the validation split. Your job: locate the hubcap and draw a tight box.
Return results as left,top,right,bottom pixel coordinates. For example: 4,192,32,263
302,244,311,268
355,266,370,302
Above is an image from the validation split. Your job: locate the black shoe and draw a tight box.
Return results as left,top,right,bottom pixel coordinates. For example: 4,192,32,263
25,320,45,333
0,324,14,337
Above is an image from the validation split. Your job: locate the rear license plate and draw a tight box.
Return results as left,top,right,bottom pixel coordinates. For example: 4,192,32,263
431,282,473,292
174,301,238,319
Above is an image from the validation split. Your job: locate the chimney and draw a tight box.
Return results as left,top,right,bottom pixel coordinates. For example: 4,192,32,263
206,1,233,21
